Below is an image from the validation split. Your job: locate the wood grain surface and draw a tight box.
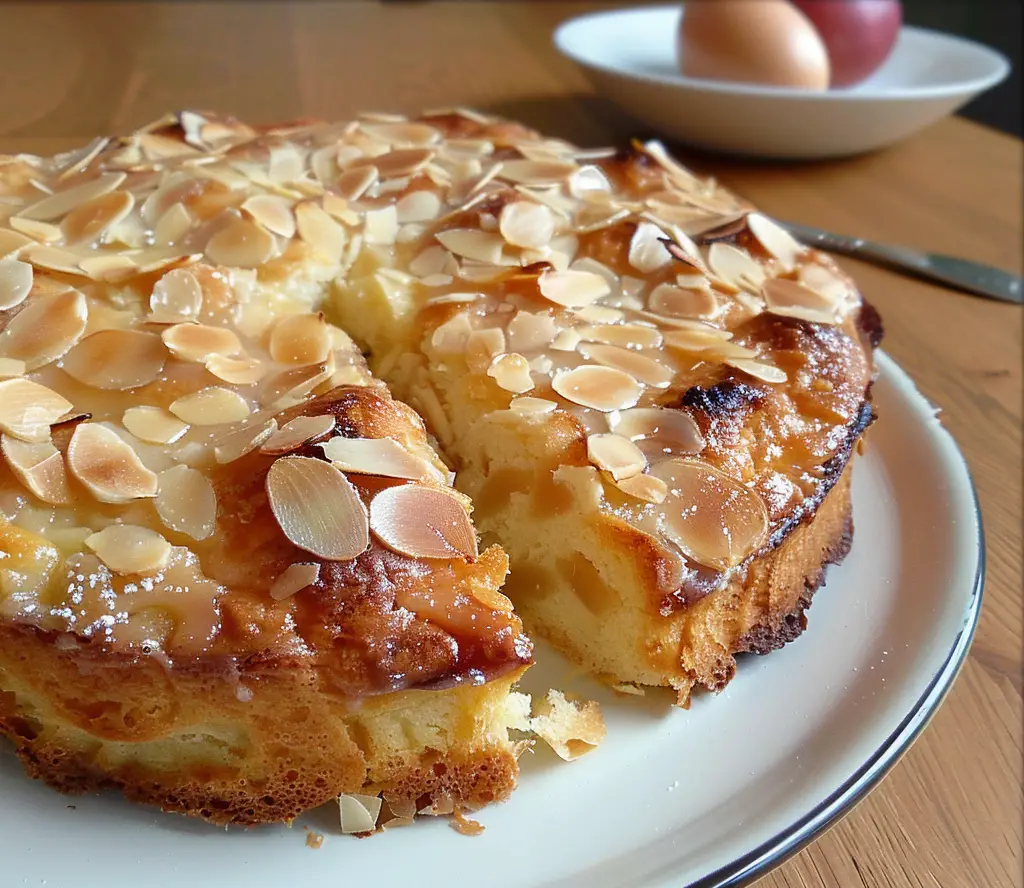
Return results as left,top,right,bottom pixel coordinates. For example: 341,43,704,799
1,2,1020,885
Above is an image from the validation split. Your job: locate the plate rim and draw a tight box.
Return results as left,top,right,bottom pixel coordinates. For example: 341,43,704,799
553,5,1011,103
642,351,986,888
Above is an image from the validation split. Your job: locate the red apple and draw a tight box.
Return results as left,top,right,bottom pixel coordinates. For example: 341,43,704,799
791,0,903,88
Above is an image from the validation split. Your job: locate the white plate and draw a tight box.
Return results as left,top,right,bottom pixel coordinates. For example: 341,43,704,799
2,352,982,888
554,5,1010,159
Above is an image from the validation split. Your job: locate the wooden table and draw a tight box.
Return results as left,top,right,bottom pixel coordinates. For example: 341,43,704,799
1,2,1020,885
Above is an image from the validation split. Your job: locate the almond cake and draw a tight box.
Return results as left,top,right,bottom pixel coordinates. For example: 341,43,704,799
0,109,877,825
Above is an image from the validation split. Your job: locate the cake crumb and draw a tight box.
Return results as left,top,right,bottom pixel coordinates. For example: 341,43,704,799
449,809,485,836
304,827,324,849
530,689,606,761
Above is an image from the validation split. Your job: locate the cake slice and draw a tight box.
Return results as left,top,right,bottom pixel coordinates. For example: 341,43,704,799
0,121,532,825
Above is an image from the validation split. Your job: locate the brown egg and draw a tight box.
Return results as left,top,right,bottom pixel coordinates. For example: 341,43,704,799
679,0,831,91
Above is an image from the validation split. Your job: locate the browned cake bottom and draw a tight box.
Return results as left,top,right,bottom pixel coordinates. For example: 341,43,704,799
0,640,526,825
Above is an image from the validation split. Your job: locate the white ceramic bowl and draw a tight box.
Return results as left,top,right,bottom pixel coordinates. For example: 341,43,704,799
554,4,1011,159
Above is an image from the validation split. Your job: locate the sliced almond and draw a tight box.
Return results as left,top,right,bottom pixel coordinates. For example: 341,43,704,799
266,455,369,561
67,423,159,503
0,258,34,310
150,268,203,322
0,230,33,259
0,435,72,505
628,221,672,274
242,194,296,239
0,378,73,442
505,311,559,353
320,436,432,480
153,202,195,245
662,327,736,353
747,213,805,268
204,354,266,385
22,244,87,275
269,313,332,366
270,562,320,601
85,525,171,575
62,329,167,390
568,165,611,197
162,324,243,363
510,396,558,417
552,365,642,412
261,414,337,456
434,228,506,264
19,171,126,221
498,201,555,250
369,485,478,560
614,473,668,504
586,433,647,481
79,254,138,281
465,327,506,374
538,269,610,308
579,343,674,388
296,201,347,258
649,283,719,320
650,458,769,570
336,165,378,201
550,328,582,352
204,214,276,268
213,417,278,464
122,406,189,444
62,190,135,245
0,286,88,370
576,323,662,349
8,217,63,244
364,205,399,246
725,357,788,383
708,243,766,295
338,794,383,835
155,465,217,540
259,359,334,410
762,278,839,325
169,387,251,426
0,358,26,378
487,353,534,393
395,190,442,224
609,407,705,455
498,159,577,185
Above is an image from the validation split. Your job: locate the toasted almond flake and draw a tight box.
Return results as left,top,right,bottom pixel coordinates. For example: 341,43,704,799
530,690,606,762
708,242,766,295
0,435,72,504
205,214,275,268
19,171,126,221
550,328,582,352
338,794,383,835
122,406,189,444
577,323,662,349
260,358,334,410
726,357,788,383
363,205,399,245
8,217,63,243
269,313,332,366
614,473,668,504
510,396,558,417
369,485,477,560
0,229,34,259
153,202,195,245
0,378,74,442
747,213,805,268
261,414,336,456
628,221,673,274
0,358,25,378
499,159,577,185
587,433,647,481
79,254,138,281
62,329,167,390
429,312,474,354
487,353,534,393
0,287,88,371
203,353,264,385
465,327,506,373
213,417,278,464
267,456,369,561
131,248,201,277
22,244,86,275
661,327,735,353
579,343,674,388
704,341,759,361
574,305,625,324
425,290,479,306
649,283,719,320
537,269,609,308
320,436,433,480
62,190,135,244
268,144,305,183
498,201,555,250
154,465,217,540
150,268,204,322
162,323,243,363
569,165,611,197
170,387,251,426
505,311,559,353
798,263,854,303
336,165,378,201
242,194,296,238
435,228,506,264
370,147,435,178
85,525,171,575
67,423,159,503
0,258,33,310
395,189,442,224
651,458,769,570
552,365,642,412
612,406,704,453
270,562,320,601
295,201,347,257
762,277,839,325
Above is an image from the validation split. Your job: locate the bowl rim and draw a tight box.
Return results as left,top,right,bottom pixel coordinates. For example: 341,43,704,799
553,4,1012,103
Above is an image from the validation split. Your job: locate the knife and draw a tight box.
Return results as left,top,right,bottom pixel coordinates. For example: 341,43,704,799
780,219,1023,305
